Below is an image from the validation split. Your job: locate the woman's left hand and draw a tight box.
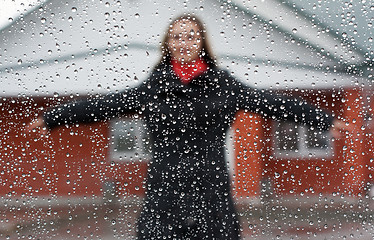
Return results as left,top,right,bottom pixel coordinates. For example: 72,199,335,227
330,119,353,139
26,116,49,137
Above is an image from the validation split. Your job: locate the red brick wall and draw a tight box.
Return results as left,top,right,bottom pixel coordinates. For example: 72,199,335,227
1,88,371,200
234,88,371,198
0,97,147,198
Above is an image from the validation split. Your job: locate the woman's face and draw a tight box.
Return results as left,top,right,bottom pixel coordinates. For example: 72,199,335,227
167,20,203,63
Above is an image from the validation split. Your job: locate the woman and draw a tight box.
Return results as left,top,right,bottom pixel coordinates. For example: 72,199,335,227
29,15,345,239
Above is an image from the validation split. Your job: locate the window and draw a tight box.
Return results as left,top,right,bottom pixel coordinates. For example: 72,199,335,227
109,118,152,161
273,121,332,158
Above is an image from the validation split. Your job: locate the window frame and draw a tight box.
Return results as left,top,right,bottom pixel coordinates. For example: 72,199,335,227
272,121,333,159
108,117,152,162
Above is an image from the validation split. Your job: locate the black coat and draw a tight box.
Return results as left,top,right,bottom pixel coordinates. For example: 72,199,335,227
44,62,333,239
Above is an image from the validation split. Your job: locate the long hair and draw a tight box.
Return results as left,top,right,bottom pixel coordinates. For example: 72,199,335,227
158,14,216,66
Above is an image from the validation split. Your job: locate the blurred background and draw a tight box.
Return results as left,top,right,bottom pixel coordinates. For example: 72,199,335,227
0,0,373,239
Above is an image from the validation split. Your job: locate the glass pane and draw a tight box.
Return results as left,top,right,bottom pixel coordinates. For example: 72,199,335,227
306,128,329,149
116,132,136,151
277,122,299,151
2,0,372,239
110,119,151,161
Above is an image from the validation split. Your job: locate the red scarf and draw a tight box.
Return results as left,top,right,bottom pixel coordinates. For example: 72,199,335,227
171,58,209,84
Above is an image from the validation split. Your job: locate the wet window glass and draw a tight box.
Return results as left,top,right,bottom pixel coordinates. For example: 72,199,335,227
0,0,373,239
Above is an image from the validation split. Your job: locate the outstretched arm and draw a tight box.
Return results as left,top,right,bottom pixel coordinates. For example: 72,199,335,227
224,71,334,131
28,87,144,132
236,87,334,131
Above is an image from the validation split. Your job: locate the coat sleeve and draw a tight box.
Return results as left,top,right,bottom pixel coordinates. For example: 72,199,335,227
43,87,144,130
227,74,334,131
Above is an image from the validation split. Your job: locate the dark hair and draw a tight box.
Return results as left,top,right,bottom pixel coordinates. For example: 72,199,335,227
158,14,216,66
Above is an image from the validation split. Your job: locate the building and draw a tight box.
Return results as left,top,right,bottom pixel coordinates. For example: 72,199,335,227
0,0,373,206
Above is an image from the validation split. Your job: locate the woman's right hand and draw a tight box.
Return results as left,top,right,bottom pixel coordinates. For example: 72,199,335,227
27,117,49,136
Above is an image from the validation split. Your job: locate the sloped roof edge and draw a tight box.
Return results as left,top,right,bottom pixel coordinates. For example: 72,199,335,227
0,0,52,33
223,0,366,66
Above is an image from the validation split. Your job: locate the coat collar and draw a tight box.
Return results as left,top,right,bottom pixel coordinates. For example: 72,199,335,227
150,62,216,93
171,58,209,84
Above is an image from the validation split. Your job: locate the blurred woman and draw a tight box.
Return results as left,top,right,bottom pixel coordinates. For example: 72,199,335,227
29,14,344,239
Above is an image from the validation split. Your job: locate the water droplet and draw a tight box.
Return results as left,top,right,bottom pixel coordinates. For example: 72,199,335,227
41,18,46,23
292,28,297,33
135,13,140,18
71,7,77,12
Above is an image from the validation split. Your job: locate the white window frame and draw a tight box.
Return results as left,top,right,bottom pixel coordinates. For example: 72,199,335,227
109,118,152,162
273,121,333,159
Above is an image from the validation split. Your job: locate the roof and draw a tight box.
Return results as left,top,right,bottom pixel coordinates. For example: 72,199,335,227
0,0,50,30
0,0,372,97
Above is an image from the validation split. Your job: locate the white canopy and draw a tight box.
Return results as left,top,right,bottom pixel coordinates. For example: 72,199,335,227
0,0,370,97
